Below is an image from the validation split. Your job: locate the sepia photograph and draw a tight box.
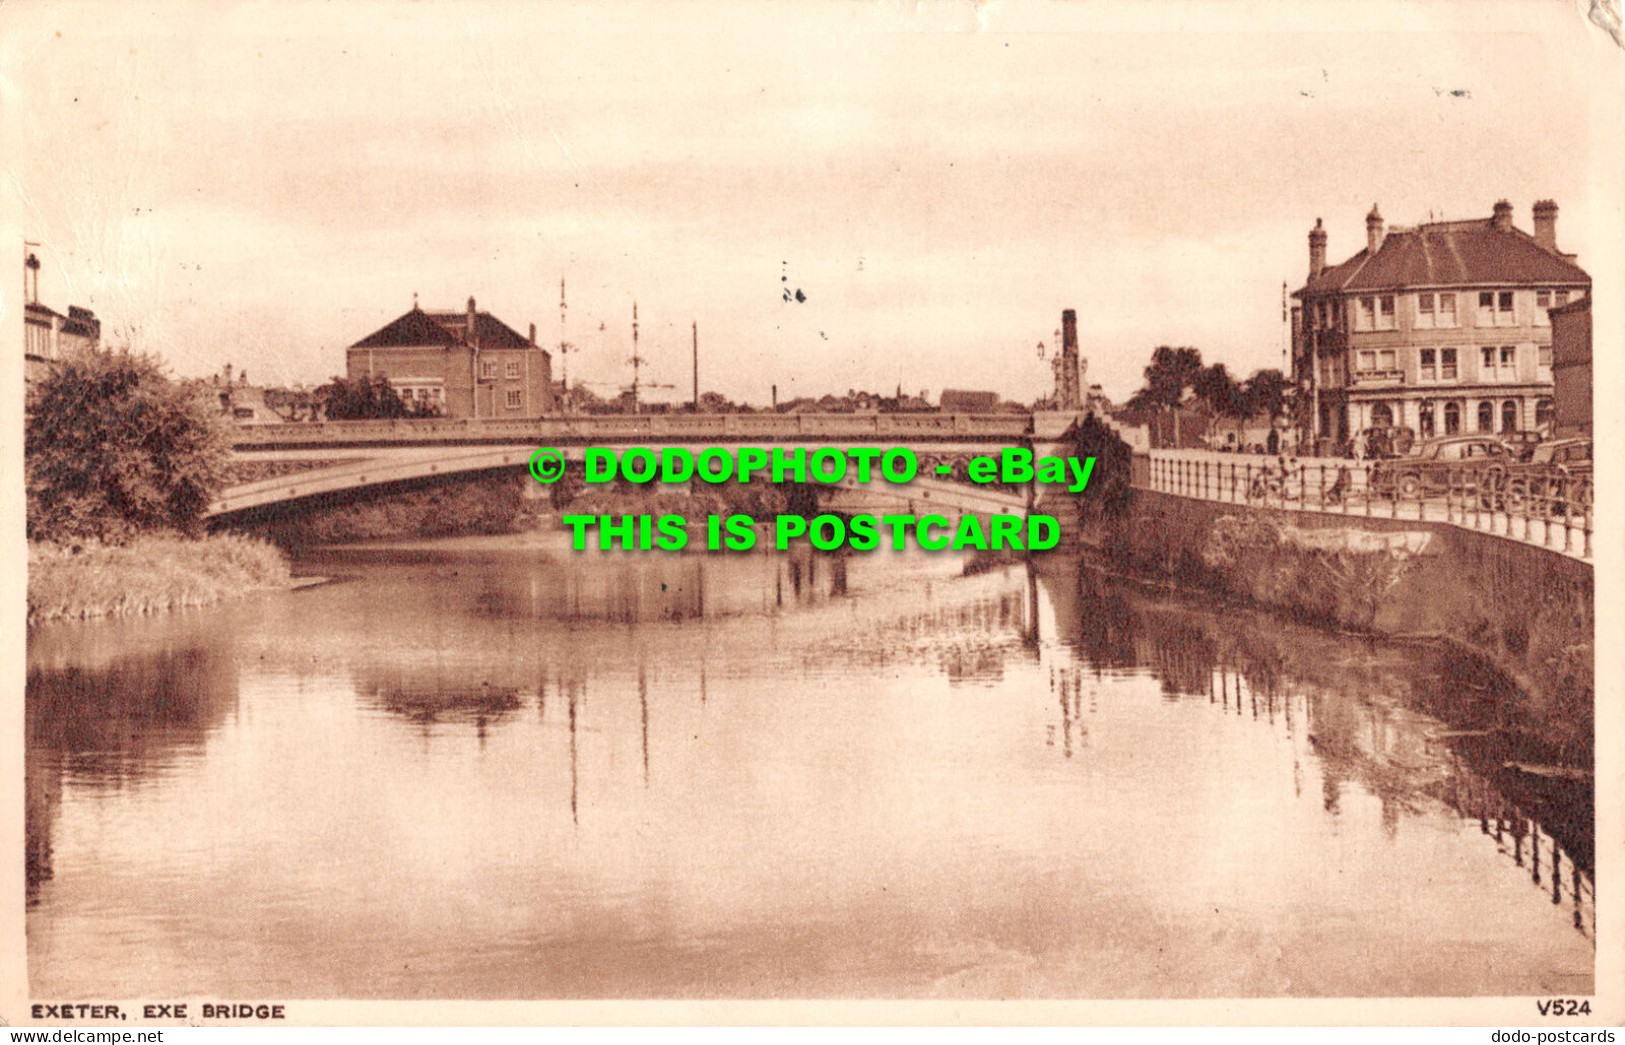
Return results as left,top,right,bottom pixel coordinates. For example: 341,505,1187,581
3,0,1620,1026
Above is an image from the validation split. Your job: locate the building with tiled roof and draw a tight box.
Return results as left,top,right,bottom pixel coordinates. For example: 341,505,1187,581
1290,200,1588,448
347,296,555,418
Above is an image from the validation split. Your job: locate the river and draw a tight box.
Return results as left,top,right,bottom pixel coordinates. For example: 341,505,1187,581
26,536,1594,998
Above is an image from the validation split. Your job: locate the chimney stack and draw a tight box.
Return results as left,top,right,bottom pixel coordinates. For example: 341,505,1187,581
1308,218,1327,277
1365,205,1384,254
466,296,477,339
529,322,537,345
1492,199,1514,233
1532,200,1559,251
1059,309,1080,410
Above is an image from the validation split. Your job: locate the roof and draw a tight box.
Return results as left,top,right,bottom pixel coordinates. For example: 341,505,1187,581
939,389,1000,411
1296,216,1590,298
1549,293,1590,317
25,300,100,338
351,305,536,350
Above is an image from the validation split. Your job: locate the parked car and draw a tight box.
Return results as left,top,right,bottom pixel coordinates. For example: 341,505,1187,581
1500,430,1545,462
1498,437,1592,513
1366,435,1516,500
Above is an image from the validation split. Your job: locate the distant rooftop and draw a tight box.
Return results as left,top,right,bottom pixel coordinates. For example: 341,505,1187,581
351,303,536,351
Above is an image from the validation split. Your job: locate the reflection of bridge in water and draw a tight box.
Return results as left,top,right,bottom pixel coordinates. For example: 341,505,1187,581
26,547,1593,953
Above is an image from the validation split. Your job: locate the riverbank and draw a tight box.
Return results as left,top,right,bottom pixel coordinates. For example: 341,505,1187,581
1091,488,1594,765
28,534,291,625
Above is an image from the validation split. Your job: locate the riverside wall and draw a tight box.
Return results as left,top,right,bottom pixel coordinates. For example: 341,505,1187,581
1087,487,1594,759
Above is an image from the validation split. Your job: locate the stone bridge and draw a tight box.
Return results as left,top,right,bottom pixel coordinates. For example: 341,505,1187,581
209,412,1092,521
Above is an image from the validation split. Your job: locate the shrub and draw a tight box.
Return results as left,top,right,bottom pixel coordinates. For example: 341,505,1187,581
27,348,232,542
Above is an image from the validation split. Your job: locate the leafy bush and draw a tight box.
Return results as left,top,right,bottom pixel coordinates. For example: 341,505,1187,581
316,374,442,420
27,348,232,542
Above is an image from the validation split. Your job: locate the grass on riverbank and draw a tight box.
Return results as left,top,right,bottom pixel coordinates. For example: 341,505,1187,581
29,533,291,625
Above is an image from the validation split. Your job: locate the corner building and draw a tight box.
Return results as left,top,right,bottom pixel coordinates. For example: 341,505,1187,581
347,297,556,419
1291,200,1588,446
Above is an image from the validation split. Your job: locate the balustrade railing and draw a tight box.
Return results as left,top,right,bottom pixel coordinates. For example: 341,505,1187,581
1142,452,1591,559
231,412,1035,447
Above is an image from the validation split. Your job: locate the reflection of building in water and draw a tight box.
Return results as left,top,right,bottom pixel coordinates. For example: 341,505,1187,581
26,646,239,904
1049,665,1090,759
352,667,522,738
1033,556,1594,941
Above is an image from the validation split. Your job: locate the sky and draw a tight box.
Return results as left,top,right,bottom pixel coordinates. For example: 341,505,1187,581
1,0,1610,405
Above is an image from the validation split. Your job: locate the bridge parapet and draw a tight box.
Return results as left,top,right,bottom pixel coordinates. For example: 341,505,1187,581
230,412,1035,449
1136,448,1592,561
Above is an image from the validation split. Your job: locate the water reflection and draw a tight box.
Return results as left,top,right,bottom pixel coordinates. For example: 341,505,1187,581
26,541,1593,997
26,646,237,905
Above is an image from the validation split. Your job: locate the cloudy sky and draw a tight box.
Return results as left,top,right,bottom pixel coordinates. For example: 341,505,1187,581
1,1,1612,404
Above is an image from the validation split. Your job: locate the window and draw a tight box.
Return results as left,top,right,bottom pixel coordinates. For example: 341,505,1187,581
1478,292,1495,326
434,387,445,401
505,361,521,380
1501,400,1519,433
1555,291,1570,308
506,389,523,409
1370,402,1393,428
1481,346,1497,379
1444,402,1461,433
1477,401,1494,432
1437,292,1456,327
1419,348,1437,381
1499,346,1516,374
1417,293,1435,328
1356,297,1376,332
1316,302,1328,328
1419,400,1436,436
480,361,498,379
1377,295,1396,330
1378,349,1396,371
1440,348,1458,380
1356,350,1376,372
1536,290,1552,325
1497,290,1515,326
1539,344,1553,367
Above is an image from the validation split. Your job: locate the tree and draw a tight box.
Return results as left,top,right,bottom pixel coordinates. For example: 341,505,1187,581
1243,368,1291,431
316,374,440,420
1133,346,1203,447
26,347,233,542
1192,363,1246,446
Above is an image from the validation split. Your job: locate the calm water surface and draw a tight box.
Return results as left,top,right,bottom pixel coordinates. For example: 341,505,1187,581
27,538,1594,998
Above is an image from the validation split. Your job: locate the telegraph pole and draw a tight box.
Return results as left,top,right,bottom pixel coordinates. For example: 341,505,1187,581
630,301,641,415
558,278,572,410
691,321,699,412
23,242,41,304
